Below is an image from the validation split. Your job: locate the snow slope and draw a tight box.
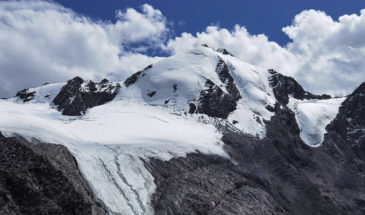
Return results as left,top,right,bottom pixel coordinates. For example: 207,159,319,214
120,49,220,107
10,82,65,103
219,54,276,137
120,46,276,138
288,97,345,146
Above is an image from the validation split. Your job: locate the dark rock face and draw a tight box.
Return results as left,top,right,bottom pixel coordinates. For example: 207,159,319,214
326,82,365,160
188,103,196,114
147,90,157,97
147,83,365,215
0,133,106,215
53,77,120,116
124,64,152,87
195,58,242,119
125,71,143,87
215,58,241,102
124,59,242,119
268,69,331,105
15,89,35,103
216,48,234,56
197,79,237,119
146,154,282,215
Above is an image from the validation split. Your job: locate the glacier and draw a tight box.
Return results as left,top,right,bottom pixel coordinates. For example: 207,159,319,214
0,46,346,214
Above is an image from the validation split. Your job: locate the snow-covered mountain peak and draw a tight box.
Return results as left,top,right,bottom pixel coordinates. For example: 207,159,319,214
2,45,358,215
13,76,121,116
121,47,221,106
9,46,342,140
120,46,278,137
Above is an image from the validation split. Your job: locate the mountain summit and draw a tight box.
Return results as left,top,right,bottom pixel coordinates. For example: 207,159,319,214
1,46,365,215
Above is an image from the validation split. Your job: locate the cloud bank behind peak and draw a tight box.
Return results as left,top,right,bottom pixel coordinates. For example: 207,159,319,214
1,1,365,97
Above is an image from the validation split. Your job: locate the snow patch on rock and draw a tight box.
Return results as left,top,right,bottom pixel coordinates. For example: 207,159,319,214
11,82,65,103
288,97,345,146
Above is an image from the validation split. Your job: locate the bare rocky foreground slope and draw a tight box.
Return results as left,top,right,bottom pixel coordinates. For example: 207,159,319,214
0,133,106,215
1,46,365,215
147,83,365,215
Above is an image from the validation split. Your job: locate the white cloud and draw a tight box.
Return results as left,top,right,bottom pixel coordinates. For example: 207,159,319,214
0,1,167,97
107,4,168,45
0,1,365,98
166,10,365,96
165,25,300,78
283,9,365,95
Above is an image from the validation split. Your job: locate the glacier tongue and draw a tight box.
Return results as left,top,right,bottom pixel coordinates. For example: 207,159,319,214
0,99,226,214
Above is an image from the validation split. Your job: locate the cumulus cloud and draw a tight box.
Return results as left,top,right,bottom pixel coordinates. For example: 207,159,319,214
165,10,365,96
165,26,300,78
0,0,167,97
1,1,365,98
107,4,168,46
283,9,365,95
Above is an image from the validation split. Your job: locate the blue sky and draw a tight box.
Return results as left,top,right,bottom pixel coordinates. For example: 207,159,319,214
55,0,365,45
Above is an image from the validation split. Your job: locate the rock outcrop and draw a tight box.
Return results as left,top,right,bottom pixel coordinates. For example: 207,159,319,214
196,79,238,119
216,48,234,56
326,82,365,160
215,58,241,102
124,65,152,87
53,77,120,116
0,133,106,215
268,69,331,105
15,89,35,103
